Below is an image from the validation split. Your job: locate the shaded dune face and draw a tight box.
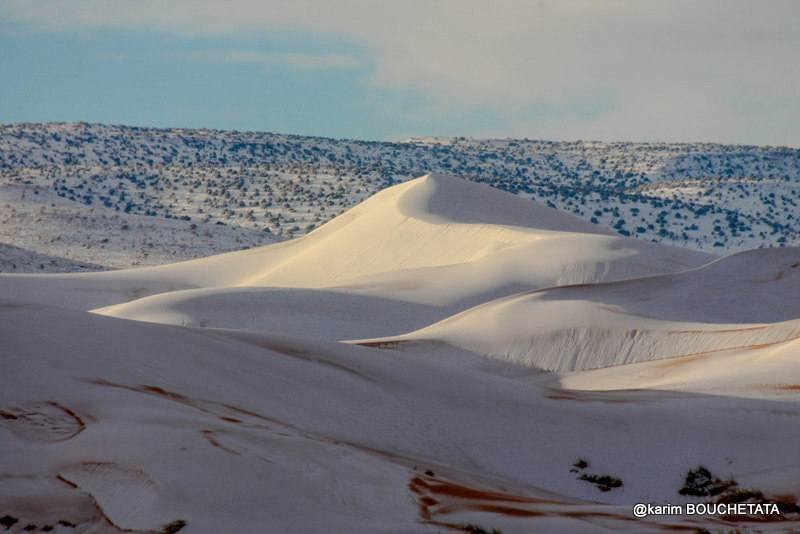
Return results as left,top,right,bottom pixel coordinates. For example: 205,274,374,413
395,173,612,232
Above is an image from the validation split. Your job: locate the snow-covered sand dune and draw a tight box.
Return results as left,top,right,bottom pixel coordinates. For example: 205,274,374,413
0,174,713,313
359,247,800,371
2,174,800,532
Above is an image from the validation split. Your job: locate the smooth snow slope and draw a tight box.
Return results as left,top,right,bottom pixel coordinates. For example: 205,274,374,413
358,247,800,372
4,299,800,532
97,287,445,340
561,336,800,399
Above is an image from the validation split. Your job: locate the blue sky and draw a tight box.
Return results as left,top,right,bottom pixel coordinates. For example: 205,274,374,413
1,1,799,145
0,28,409,139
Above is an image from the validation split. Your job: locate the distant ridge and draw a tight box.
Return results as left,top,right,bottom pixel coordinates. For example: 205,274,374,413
2,122,798,257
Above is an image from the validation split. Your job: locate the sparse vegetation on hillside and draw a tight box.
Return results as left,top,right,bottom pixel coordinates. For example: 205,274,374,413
1,123,798,272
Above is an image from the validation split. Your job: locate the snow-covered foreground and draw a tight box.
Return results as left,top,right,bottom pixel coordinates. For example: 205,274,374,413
2,174,800,532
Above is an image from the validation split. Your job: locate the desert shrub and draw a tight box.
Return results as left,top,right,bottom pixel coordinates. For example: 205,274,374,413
160,519,187,533
578,473,623,492
678,466,736,497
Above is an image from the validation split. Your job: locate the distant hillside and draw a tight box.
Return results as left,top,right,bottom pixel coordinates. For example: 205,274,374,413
0,123,798,271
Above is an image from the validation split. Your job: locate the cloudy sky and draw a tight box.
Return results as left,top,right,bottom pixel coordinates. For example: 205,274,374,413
1,1,798,145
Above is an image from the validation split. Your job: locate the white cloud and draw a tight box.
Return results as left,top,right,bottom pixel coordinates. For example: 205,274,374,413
3,0,799,145
181,50,359,70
